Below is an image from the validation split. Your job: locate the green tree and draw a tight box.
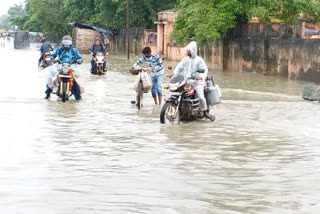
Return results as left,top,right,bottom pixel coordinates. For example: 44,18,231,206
7,4,25,29
173,0,320,44
0,15,12,30
6,0,177,34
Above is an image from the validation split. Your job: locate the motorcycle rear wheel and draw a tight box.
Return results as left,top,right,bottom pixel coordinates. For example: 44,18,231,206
160,102,180,124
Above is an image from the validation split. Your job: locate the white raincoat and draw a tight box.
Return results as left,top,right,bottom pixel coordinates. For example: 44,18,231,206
173,41,208,111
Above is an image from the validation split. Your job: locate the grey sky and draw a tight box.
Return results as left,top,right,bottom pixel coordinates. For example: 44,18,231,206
0,0,25,16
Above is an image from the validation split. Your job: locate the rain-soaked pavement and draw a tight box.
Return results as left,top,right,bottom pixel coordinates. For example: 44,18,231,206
1,40,320,214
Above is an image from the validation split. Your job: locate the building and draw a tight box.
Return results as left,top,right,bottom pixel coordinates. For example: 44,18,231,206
70,22,112,54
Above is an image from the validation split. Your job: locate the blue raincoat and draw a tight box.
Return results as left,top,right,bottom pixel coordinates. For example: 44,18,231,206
45,46,83,100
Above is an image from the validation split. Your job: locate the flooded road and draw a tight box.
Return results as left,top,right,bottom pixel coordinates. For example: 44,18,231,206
1,41,320,214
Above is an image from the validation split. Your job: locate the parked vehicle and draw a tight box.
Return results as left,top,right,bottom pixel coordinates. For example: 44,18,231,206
14,31,30,49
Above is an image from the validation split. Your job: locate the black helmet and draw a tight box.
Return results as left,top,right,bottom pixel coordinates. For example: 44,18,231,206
62,35,72,50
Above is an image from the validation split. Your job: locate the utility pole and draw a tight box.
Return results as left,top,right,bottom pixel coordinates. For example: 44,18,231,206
126,0,130,60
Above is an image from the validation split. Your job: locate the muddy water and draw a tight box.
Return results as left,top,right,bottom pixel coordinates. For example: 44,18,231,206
0,41,320,214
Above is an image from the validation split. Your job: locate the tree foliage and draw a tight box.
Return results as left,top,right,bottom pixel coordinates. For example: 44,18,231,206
173,0,320,44
6,0,177,34
0,15,11,30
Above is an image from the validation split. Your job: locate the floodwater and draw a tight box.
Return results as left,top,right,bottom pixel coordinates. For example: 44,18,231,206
0,40,320,214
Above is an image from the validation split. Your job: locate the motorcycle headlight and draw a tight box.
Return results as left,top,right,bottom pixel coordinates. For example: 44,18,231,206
62,65,69,74
169,82,179,91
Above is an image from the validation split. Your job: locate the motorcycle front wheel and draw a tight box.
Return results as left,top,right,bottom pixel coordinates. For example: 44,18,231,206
61,82,67,102
160,102,180,124
98,67,102,76
136,81,143,110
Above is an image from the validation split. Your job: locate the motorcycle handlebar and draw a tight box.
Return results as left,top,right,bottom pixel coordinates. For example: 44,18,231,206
53,59,81,65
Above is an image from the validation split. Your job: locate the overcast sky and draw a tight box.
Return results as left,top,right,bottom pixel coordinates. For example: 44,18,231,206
0,0,25,16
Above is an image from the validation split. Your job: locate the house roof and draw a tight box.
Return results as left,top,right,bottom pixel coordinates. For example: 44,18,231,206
158,8,178,13
70,22,112,34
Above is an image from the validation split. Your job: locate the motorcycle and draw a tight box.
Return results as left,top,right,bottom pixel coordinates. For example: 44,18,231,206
160,67,220,124
47,60,79,102
40,52,51,69
92,52,106,76
57,62,75,102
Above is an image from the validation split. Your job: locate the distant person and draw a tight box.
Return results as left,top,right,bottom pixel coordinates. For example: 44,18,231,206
38,38,53,68
132,46,164,105
0,34,5,48
89,38,108,73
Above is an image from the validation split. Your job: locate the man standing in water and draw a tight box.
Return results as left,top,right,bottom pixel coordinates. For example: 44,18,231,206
132,47,164,105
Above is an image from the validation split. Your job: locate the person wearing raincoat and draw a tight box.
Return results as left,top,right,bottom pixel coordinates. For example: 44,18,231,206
44,35,83,100
173,41,215,121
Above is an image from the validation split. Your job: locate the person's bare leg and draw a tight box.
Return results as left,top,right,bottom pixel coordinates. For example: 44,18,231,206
153,96,158,105
158,96,162,105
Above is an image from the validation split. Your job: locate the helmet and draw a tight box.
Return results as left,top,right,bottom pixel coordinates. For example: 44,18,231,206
61,35,72,50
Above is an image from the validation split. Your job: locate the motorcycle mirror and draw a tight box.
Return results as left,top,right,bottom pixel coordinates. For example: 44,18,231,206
197,69,205,73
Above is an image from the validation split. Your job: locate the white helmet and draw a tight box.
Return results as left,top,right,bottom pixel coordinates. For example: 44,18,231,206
62,35,72,50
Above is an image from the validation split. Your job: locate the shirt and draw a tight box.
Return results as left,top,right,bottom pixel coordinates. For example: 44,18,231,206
40,42,53,54
89,44,107,55
134,53,164,77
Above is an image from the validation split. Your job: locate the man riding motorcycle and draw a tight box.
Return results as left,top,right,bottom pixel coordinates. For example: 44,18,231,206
173,41,215,121
44,35,83,100
38,38,53,68
89,38,108,73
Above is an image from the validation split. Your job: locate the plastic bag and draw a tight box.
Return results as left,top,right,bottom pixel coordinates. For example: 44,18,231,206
134,73,141,92
141,70,152,92
216,84,222,97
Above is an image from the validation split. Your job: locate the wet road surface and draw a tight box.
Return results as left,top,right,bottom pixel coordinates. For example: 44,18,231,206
0,41,320,214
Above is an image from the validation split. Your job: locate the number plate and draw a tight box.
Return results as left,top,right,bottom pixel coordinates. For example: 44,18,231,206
170,92,181,96
59,75,71,78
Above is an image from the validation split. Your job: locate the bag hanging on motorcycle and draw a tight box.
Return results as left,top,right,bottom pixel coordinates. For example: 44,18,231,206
141,71,152,92
205,79,221,105
133,73,141,92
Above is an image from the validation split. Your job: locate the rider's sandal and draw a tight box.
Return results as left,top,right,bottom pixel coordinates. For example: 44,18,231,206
205,114,216,121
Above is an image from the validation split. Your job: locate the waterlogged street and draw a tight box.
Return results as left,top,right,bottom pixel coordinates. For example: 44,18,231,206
1,41,320,214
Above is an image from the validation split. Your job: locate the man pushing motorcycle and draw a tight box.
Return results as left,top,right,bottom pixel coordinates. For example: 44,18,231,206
44,35,83,100
173,41,215,121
